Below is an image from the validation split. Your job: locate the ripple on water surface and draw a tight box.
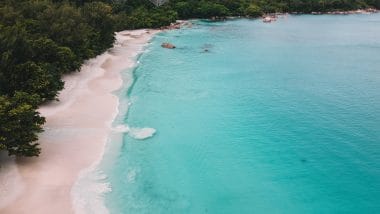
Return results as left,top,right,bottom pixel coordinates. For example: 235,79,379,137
103,15,380,214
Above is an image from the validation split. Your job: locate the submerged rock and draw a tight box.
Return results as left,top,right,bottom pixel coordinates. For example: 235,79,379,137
262,16,277,23
161,42,176,49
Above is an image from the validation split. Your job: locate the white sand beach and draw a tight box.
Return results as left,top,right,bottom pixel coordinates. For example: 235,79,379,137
0,29,159,214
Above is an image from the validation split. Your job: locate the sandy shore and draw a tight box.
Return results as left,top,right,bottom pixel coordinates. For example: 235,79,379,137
0,29,159,214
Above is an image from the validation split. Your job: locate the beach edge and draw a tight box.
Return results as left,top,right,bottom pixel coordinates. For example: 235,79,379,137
0,29,159,214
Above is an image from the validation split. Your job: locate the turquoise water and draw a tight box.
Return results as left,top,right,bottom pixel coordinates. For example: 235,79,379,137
103,14,380,213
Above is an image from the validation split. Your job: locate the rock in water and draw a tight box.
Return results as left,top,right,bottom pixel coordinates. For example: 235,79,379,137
161,43,176,49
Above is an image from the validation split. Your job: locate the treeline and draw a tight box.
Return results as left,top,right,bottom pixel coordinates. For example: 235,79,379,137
1,0,379,157
0,0,116,156
166,0,380,18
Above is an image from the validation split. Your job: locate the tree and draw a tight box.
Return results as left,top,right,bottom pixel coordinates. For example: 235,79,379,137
196,2,230,17
82,2,116,53
0,23,68,102
38,3,94,60
174,1,194,18
0,92,45,157
1,0,379,158
245,4,263,17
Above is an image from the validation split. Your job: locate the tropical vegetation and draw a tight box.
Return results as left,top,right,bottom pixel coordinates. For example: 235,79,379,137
1,0,379,156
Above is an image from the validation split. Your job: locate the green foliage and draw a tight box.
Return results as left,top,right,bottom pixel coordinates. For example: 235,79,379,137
0,0,117,157
245,4,263,17
114,6,177,30
174,1,193,18
1,0,379,157
38,3,95,60
166,0,379,18
82,2,115,53
196,2,230,17
0,92,44,157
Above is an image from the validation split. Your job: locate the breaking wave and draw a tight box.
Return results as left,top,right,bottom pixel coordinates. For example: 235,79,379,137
113,125,156,140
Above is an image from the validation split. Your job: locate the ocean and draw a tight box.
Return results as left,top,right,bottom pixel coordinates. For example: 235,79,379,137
100,14,380,213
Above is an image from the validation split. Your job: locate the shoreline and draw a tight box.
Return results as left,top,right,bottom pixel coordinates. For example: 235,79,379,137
214,8,379,22
1,13,378,213
0,29,159,214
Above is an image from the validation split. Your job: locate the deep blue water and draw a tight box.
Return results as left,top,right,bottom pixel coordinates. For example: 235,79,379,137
103,14,380,213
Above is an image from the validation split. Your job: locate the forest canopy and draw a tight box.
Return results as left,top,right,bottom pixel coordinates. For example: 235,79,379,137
0,0,379,157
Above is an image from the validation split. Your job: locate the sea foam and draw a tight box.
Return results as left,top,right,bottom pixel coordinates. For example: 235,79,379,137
71,29,158,214
71,165,111,214
128,127,157,140
113,125,156,140
112,124,130,133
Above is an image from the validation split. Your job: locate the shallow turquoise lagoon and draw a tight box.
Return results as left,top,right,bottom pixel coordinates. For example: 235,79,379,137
102,14,380,213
